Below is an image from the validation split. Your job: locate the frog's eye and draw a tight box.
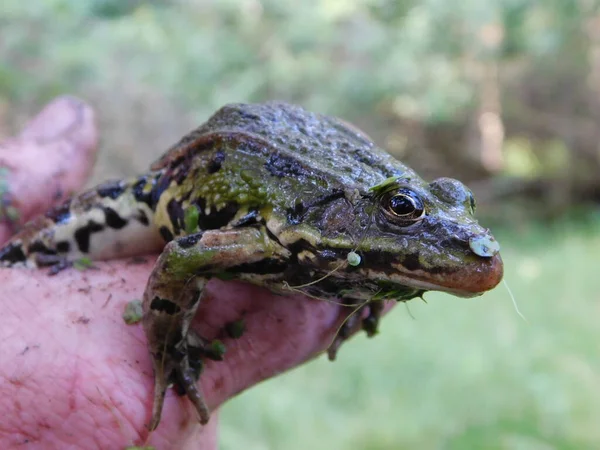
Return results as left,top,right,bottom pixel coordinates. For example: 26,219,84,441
382,189,425,224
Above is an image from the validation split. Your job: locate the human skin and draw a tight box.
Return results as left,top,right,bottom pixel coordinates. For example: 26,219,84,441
0,98,390,449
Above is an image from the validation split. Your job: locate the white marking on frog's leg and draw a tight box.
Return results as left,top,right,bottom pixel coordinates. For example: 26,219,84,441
0,174,163,267
56,188,161,260
142,227,291,429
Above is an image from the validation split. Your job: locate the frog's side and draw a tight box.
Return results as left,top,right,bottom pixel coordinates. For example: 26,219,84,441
0,102,503,430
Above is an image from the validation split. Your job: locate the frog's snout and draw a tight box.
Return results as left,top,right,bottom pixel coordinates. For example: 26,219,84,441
468,231,500,257
460,230,503,295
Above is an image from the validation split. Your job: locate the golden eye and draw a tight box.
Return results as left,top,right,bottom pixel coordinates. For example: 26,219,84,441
383,189,425,223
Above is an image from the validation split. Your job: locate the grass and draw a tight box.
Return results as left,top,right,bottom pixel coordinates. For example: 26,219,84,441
219,217,600,449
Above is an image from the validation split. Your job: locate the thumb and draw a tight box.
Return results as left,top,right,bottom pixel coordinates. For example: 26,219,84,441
0,96,98,242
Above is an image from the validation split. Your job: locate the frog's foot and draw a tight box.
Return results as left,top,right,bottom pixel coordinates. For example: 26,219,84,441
143,228,291,430
47,259,73,275
171,330,228,396
362,300,384,338
327,300,386,360
327,300,368,361
14,250,73,274
148,333,211,430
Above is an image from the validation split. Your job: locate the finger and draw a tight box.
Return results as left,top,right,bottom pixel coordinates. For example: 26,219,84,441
0,96,98,242
0,258,224,449
0,259,393,446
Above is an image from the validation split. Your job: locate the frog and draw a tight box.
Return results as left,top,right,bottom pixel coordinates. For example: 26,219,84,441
0,101,503,430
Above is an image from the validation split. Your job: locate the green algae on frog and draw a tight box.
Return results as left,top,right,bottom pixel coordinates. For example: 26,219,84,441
0,102,503,430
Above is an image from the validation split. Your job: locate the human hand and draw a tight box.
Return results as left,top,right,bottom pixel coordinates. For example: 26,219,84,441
0,98,389,449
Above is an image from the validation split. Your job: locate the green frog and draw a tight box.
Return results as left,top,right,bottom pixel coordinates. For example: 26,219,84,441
0,102,503,430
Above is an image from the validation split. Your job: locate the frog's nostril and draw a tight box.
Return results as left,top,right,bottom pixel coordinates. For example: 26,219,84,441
469,233,500,257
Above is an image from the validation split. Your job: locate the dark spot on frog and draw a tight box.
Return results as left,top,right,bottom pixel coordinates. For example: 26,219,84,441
167,199,185,234
287,191,346,226
136,209,149,226
74,221,104,253
97,180,126,199
56,241,70,253
312,190,346,207
103,207,128,229
159,226,174,242
150,296,182,315
149,174,172,208
265,153,311,178
401,253,421,271
287,202,305,225
207,150,226,174
132,176,154,208
177,233,203,249
0,242,26,263
28,241,56,256
192,198,239,230
228,258,288,275
358,250,403,273
350,148,375,166
74,316,90,325
45,202,72,224
287,238,316,258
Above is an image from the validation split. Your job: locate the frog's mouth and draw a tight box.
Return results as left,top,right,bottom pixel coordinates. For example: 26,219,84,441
381,253,504,298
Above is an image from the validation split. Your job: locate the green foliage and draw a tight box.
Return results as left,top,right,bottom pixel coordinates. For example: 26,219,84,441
0,0,589,120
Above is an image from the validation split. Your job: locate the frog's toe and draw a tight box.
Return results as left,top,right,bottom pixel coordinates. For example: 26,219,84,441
173,331,207,395
149,340,211,429
327,304,364,361
149,369,168,431
173,356,211,425
35,255,73,275
362,301,384,338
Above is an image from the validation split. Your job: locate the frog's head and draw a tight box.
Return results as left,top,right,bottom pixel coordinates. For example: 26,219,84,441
335,176,503,298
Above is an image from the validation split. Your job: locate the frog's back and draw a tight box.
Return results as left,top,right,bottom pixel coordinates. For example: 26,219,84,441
153,102,418,192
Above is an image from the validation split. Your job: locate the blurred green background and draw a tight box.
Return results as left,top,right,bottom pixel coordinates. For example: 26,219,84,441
2,0,600,448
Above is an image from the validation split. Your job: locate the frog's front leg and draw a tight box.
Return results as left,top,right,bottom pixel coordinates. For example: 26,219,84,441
142,226,290,430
